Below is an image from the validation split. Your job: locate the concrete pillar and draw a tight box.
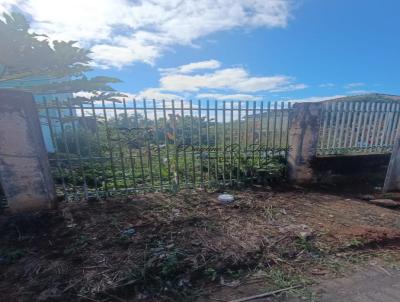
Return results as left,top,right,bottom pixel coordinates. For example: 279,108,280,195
0,90,56,212
288,102,322,184
383,135,400,193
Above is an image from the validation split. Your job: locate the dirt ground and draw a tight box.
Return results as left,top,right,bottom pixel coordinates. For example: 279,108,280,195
1,187,400,302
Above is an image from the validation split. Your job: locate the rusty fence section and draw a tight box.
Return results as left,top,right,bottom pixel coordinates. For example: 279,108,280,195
318,100,400,156
37,99,292,199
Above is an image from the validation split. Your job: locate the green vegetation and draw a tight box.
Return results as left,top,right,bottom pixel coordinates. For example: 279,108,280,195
0,12,119,94
47,109,289,196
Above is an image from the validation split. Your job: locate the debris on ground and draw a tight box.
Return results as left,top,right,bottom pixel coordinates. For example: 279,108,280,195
369,199,400,208
1,189,400,302
218,193,235,204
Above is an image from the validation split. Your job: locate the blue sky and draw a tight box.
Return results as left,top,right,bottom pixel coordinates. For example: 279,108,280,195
2,0,400,102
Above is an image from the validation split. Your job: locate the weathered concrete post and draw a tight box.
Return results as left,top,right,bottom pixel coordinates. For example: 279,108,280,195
0,90,56,212
383,135,400,193
288,102,322,184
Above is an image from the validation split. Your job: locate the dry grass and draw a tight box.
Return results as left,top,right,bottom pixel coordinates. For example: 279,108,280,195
1,188,400,301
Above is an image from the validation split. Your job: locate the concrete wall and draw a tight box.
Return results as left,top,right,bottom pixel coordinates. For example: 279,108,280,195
0,90,56,211
383,136,400,192
288,102,322,184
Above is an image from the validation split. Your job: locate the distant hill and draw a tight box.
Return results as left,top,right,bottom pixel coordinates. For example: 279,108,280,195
325,93,400,103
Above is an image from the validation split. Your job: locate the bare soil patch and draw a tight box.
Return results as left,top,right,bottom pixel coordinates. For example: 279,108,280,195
1,188,400,301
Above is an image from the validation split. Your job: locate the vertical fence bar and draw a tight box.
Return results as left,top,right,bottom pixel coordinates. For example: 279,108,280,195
222,101,226,185
390,103,400,147
338,101,347,150
272,101,278,154
385,102,396,149
285,102,291,163
320,102,328,154
373,102,383,152
230,101,234,185
171,100,179,187
370,102,381,152
266,102,271,156
55,98,78,197
332,102,341,153
342,101,352,150
133,99,146,186
112,101,128,190
206,100,211,183
245,101,249,163
152,99,163,189
349,102,359,149
365,102,376,152
162,100,172,187
380,102,390,151
326,102,335,154
180,100,188,187
189,100,196,186
214,101,219,183
122,99,137,189
79,100,98,195
67,97,87,196
143,100,154,188
279,101,285,152
356,102,365,150
251,101,257,175
101,99,118,191
198,100,204,187
258,101,264,167
360,101,370,152
380,102,391,152
237,101,242,183
43,97,67,194
90,100,108,193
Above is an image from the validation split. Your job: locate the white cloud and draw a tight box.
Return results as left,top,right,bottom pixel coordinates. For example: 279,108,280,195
159,60,221,75
2,0,292,67
133,88,182,100
345,82,365,88
159,66,306,93
0,0,19,13
131,59,307,101
197,93,262,101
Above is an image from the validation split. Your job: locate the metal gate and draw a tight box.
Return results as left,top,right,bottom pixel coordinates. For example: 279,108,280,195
37,98,292,199
317,100,400,156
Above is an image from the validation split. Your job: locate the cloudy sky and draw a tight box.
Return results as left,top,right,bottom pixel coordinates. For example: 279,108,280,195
1,0,399,101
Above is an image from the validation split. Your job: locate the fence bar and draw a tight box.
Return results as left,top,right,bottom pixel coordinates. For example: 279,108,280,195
258,101,264,167
152,100,164,189
132,99,146,186
230,101,234,185
222,101,226,185
162,100,172,187
189,100,196,186
171,100,180,187
79,100,98,195
43,97,67,193
349,102,358,148
237,101,242,183
112,100,128,190
122,99,137,189
206,100,211,183
101,99,118,190
91,100,108,192
214,101,219,183
197,100,204,186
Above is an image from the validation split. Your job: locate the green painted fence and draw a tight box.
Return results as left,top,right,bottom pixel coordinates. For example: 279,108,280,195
38,98,292,199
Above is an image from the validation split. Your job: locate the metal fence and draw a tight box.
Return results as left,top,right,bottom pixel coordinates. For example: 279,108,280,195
318,100,400,156
37,98,292,199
